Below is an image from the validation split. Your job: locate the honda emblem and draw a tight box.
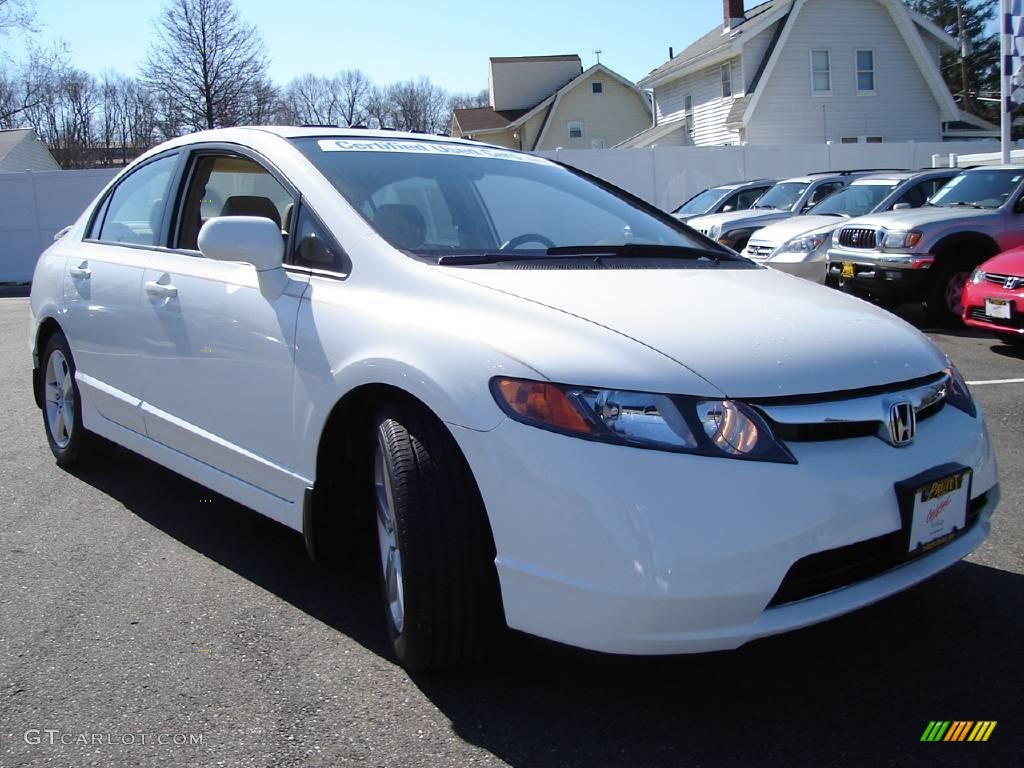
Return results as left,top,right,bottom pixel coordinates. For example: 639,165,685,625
888,401,916,446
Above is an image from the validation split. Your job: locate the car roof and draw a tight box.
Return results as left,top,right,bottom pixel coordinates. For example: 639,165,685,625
848,169,955,185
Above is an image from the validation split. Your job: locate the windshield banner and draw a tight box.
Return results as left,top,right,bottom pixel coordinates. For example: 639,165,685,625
317,139,551,165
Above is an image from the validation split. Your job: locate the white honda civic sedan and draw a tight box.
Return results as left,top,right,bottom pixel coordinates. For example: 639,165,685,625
29,127,999,670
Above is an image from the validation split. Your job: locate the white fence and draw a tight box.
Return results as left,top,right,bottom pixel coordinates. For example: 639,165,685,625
0,140,1017,283
537,140,1011,211
0,169,116,283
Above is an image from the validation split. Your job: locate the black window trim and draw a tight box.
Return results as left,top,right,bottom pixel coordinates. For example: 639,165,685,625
83,149,186,249
287,200,351,280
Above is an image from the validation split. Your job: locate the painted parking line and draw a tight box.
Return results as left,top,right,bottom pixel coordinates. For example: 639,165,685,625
966,378,1024,386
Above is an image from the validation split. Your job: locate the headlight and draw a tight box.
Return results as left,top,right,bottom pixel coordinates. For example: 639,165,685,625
491,378,796,463
881,230,923,250
970,268,986,284
943,362,976,418
773,233,828,257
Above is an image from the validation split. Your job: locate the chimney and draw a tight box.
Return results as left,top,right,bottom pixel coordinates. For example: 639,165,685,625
723,0,745,31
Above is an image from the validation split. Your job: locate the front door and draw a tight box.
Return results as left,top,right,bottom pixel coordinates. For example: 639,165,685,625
138,150,308,500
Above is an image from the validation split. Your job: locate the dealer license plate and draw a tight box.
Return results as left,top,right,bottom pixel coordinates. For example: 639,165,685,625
985,298,1011,320
841,262,855,279
907,469,971,553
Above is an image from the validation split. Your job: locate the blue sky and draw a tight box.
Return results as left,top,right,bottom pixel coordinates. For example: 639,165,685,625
19,0,725,93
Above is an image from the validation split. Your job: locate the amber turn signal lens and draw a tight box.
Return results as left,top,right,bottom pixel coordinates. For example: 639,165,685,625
495,379,593,434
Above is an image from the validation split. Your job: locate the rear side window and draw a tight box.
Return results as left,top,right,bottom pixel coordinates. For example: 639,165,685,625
806,181,843,208
94,155,179,246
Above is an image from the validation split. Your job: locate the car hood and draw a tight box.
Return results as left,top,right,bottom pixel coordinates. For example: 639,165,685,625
980,246,1024,275
837,206,991,231
447,266,947,398
747,216,844,248
687,208,790,232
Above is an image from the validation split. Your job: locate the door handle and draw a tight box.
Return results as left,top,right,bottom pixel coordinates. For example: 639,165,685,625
145,280,178,299
70,265,91,279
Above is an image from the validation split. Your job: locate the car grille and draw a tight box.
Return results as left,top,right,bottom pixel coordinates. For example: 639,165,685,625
837,227,879,249
768,493,987,607
752,372,948,444
982,272,1024,289
968,307,1023,329
746,244,773,259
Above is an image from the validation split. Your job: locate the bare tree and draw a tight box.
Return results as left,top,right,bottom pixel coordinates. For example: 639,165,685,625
336,69,370,126
281,73,340,125
364,85,393,130
448,89,489,111
386,77,449,133
0,0,35,37
143,0,270,132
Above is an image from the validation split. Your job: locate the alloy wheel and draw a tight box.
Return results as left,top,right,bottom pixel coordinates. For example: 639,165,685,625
374,447,405,634
44,349,74,449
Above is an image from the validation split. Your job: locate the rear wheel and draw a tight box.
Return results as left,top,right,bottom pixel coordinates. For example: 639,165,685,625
924,258,973,327
373,402,502,670
39,332,110,467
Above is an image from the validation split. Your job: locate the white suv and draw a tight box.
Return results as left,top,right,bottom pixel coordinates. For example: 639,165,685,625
29,128,999,670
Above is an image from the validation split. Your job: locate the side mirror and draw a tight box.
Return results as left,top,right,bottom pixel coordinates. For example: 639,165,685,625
892,202,912,211
722,205,735,213
199,216,287,298
1015,197,1024,214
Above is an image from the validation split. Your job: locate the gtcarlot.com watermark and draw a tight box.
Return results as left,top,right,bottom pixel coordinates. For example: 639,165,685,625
23,729,204,747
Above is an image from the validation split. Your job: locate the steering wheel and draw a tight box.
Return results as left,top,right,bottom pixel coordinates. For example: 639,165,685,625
499,233,556,250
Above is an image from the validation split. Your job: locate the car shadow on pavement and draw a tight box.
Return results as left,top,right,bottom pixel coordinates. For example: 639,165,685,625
70,448,1022,767
989,342,1024,361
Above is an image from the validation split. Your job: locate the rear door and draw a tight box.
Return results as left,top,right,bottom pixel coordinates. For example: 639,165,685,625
63,152,182,434
137,147,308,501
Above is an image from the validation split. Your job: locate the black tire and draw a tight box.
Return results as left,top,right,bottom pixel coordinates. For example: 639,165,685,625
372,402,502,670
39,332,110,467
924,257,974,327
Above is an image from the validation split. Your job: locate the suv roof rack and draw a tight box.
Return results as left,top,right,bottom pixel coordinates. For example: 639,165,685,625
806,168,908,176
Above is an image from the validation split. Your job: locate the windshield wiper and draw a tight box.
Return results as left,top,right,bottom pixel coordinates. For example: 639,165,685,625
942,202,985,209
437,244,733,266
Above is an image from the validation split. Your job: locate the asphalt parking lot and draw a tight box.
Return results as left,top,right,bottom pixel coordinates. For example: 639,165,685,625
0,288,1020,768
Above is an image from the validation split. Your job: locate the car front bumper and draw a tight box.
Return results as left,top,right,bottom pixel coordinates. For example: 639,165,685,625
963,281,1024,338
451,403,998,655
826,252,932,302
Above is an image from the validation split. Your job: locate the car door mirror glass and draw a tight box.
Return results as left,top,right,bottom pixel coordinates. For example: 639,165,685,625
892,202,911,211
722,205,734,213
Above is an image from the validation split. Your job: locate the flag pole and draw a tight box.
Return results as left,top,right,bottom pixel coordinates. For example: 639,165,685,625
1004,0,1013,164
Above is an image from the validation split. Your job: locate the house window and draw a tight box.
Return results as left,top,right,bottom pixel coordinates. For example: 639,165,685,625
841,137,859,144
592,82,603,94
810,49,831,94
865,136,883,143
857,50,875,93
684,94,694,136
568,120,583,139
721,64,733,98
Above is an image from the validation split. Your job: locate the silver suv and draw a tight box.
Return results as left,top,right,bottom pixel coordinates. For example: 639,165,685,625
827,166,1024,325
671,179,777,223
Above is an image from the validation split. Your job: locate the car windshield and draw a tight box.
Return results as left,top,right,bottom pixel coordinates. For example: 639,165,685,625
293,138,727,259
808,182,898,216
752,182,809,211
674,187,730,215
928,170,1023,209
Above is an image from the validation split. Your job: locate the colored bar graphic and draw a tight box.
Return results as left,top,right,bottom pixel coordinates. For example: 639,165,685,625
921,721,996,742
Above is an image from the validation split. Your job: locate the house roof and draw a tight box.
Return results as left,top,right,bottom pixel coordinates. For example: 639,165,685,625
0,128,60,171
641,0,784,87
489,54,580,63
452,106,529,133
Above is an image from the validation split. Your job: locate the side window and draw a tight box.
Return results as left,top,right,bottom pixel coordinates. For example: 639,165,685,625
732,187,767,210
177,154,295,251
898,181,928,209
95,154,178,246
292,207,348,273
807,182,841,208
366,176,460,249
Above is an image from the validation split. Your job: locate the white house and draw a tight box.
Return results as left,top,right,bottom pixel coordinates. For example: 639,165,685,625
620,0,962,148
0,128,61,172
451,55,651,151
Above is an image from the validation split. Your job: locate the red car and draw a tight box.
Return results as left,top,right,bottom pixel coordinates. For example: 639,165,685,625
963,246,1024,343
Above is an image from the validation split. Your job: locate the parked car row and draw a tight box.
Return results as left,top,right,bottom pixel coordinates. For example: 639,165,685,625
673,166,1024,334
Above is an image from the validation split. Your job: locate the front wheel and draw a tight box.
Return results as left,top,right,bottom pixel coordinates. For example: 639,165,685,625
39,332,109,467
373,403,502,670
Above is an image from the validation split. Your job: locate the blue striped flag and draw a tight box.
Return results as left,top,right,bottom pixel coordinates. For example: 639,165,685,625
1008,0,1024,109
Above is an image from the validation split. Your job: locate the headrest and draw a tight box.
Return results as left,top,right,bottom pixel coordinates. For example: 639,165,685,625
221,196,282,228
